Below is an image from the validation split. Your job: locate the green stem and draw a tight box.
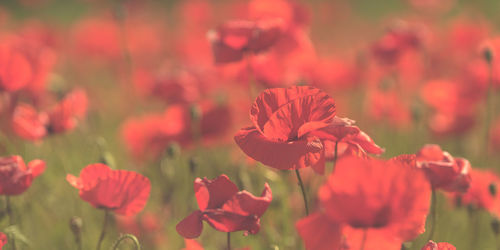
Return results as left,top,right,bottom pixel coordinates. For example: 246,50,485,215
5,196,16,250
427,189,437,241
295,169,309,215
227,232,231,250
111,234,141,250
96,210,110,250
332,141,339,172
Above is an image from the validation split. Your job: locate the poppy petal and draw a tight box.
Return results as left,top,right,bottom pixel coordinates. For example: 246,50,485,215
296,212,342,250
250,86,335,134
28,159,45,178
177,210,204,239
234,126,323,170
194,175,239,210
221,183,272,217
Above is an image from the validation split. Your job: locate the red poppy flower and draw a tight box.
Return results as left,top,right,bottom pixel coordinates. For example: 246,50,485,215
416,144,471,192
11,89,88,140
0,232,6,250
176,174,272,238
0,155,45,195
421,240,456,250
208,18,284,64
296,156,431,250
66,164,151,216
11,103,48,141
0,39,32,92
371,22,422,65
450,169,500,217
235,86,382,174
47,88,88,133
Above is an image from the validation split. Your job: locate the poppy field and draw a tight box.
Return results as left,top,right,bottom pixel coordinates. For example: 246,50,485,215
2,0,500,249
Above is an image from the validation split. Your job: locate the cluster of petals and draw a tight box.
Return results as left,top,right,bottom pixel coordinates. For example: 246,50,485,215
176,174,272,238
234,86,383,174
66,163,151,216
0,155,45,195
296,156,431,250
208,18,285,64
11,88,88,141
416,144,471,192
449,168,500,217
122,101,231,161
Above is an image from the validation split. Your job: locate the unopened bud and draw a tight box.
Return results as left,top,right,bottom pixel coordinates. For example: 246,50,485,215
483,47,494,64
69,216,83,236
490,183,497,197
492,218,500,235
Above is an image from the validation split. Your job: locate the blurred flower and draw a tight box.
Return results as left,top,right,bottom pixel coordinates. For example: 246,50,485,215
0,155,45,195
0,232,6,250
0,38,33,92
183,239,203,250
208,19,285,64
450,169,500,217
296,156,431,250
11,88,88,140
416,144,471,193
66,163,151,216
421,240,456,250
176,174,272,238
122,101,231,161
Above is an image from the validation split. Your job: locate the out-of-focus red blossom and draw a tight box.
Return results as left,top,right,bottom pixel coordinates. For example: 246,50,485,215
0,38,33,92
296,156,431,250
122,101,231,161
450,169,500,217
11,89,88,140
11,104,48,141
132,66,205,104
176,175,272,238
48,88,88,133
72,17,121,61
0,232,6,250
235,86,382,174
309,57,360,91
117,211,166,246
468,38,500,90
208,19,285,64
421,240,456,250
366,89,412,129
416,144,471,193
248,0,310,29
183,239,203,250
66,164,151,216
0,155,45,195
420,79,480,137
371,22,423,65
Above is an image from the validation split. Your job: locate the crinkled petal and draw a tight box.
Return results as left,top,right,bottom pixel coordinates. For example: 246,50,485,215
234,126,323,170
194,175,239,210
